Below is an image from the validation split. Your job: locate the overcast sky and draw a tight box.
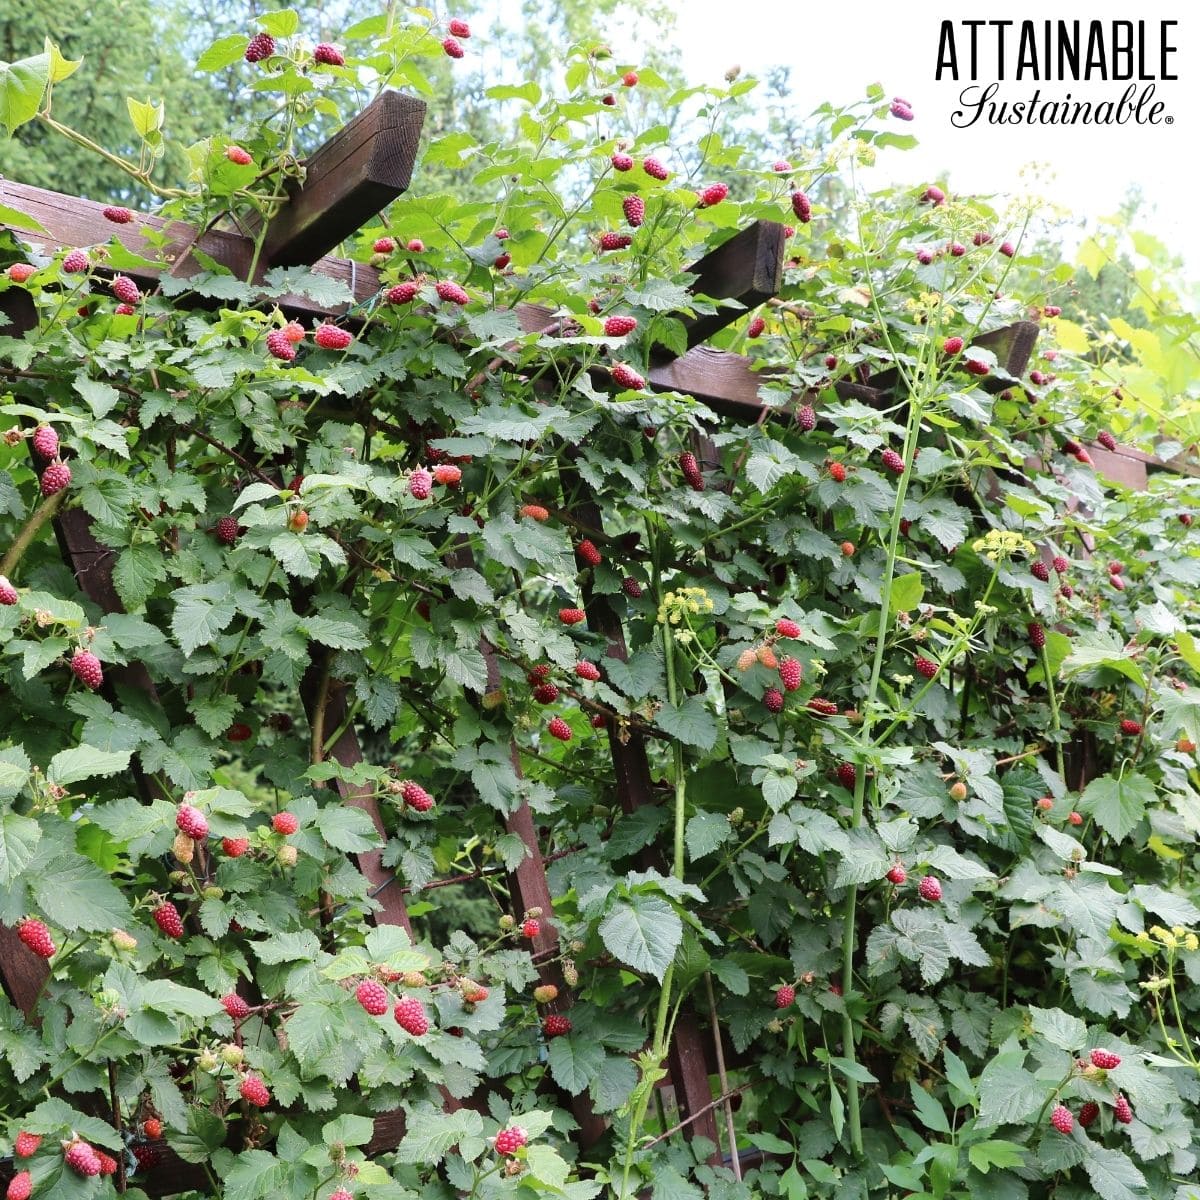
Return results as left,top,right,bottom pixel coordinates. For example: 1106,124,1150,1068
670,0,1198,279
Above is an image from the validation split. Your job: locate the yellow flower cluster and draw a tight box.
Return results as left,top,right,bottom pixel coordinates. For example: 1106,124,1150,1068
1137,925,1200,952
972,530,1038,563
904,290,954,324
657,586,714,626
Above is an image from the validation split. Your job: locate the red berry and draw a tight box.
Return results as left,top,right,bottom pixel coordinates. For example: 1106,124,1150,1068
1119,718,1142,736
7,263,35,282
622,70,639,87
356,979,390,1016
943,336,964,355
698,183,729,208
779,658,802,692
604,315,638,337
1078,1101,1099,1128
176,803,208,839
836,762,857,789
763,688,784,714
1179,513,1192,526
1037,797,1054,812
748,316,766,339
827,462,847,486
916,248,935,265
409,467,434,500
913,655,938,680
226,145,252,165
17,918,55,958
622,195,646,227
1000,240,1015,256
1050,1105,1073,1134
314,324,352,350
406,238,425,253
116,303,135,317
313,43,345,66
436,280,469,305
527,664,552,684
1027,622,1046,650
1090,1049,1121,1070
1114,1094,1133,1124
949,242,967,257
922,184,946,205
495,1126,528,1156
105,206,135,225
622,576,643,599
111,276,140,305
69,648,103,689
222,993,251,1019
773,159,792,172
40,460,72,497
880,448,905,475
434,464,462,486
542,1013,572,1038
1052,555,1069,574
774,984,795,1009
890,98,914,120
400,780,435,812
97,1151,119,1176
522,918,541,939
972,231,993,246
239,1074,271,1106
1044,305,1062,318
394,996,430,1035
448,18,471,37
642,157,669,181
547,716,573,742
918,875,942,902
492,252,511,269
1108,560,1124,576
62,250,90,273
153,901,184,938
776,618,802,639
215,516,240,546
64,1141,101,1177
610,363,645,390
1031,561,1050,582
679,451,704,491
266,329,295,361
965,359,989,376
886,864,907,885
374,237,396,253
387,281,420,304
575,661,601,681
599,231,633,251
791,191,812,222
272,811,299,835
577,538,603,566
14,1133,41,1158
559,607,586,625
226,722,252,742
532,683,559,704
132,1144,161,1171
7,1172,31,1200
442,36,465,57
244,32,275,62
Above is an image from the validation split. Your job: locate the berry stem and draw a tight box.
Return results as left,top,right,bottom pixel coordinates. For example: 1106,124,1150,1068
0,488,68,579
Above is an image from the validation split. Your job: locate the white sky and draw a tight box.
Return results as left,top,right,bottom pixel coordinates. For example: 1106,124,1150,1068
670,0,1199,279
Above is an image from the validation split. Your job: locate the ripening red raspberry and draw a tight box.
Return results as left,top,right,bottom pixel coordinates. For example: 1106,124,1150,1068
222,837,250,857
679,451,704,491
1044,305,1062,317
916,248,935,265
272,811,299,835
622,195,645,227
226,145,253,165
266,329,295,361
886,864,906,885
828,462,847,483
153,901,184,939
313,43,345,66
442,36,465,58
836,762,857,789
604,315,638,336
407,238,425,252
577,539,602,566
400,780,435,812
409,467,434,499
1031,561,1050,582
575,661,601,681
435,280,469,305
1090,1049,1121,1070
972,231,993,246
69,648,103,689
559,607,585,625
622,70,639,87
949,242,967,257
748,316,766,338
611,152,634,171
880,448,905,475
917,875,942,902
374,236,396,253
103,206,134,224
542,1013,572,1037
943,336,964,355
964,359,989,376
1119,718,1142,736
111,276,141,304
62,249,90,273
913,655,938,680
64,1140,101,1177
7,1171,31,1200
356,979,390,1015
314,324,352,350
698,183,729,208
774,984,795,1008
1049,1105,1073,1134
547,716,573,742
17,918,55,958
387,281,419,304
763,688,784,714
1052,555,1069,574
779,658,802,692
394,997,430,1035
31,424,59,459
494,1126,528,1156
1113,1094,1134,1124
176,803,209,839
433,464,462,486
520,503,550,521
448,18,471,37
14,1132,42,1158
1097,430,1117,451
808,697,839,716
791,191,811,222
776,618,802,639
41,460,72,497
1068,811,1083,826
244,32,275,62
7,263,35,282
599,231,633,251
239,1074,271,1107
222,992,251,1019
522,918,541,939
642,156,669,181
610,363,645,390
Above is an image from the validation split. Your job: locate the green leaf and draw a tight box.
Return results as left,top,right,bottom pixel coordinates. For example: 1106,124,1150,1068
0,201,47,233
908,1079,951,1133
221,1150,288,1200
967,1140,1025,1174
1078,772,1153,842
258,9,299,36
0,745,31,799
0,812,40,886
685,810,730,859
1081,1145,1150,1200
314,806,381,853
47,745,131,786
172,583,237,656
889,570,924,613
33,855,130,930
976,1056,1042,1129
395,1108,484,1165
0,52,50,135
655,696,718,750
1029,1005,1087,1052
548,1035,604,1093
196,34,249,72
598,893,683,981
126,96,164,138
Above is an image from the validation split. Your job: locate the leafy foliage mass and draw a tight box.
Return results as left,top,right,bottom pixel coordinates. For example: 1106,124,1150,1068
1,10,1199,1200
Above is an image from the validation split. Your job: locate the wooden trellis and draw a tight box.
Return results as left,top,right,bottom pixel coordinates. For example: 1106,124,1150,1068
0,86,1188,1196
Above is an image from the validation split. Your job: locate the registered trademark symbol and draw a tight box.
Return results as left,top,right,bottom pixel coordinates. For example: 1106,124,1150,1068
1166,115,1174,123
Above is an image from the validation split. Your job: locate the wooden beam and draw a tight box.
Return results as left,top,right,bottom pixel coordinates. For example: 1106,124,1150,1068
262,91,426,268
672,220,786,350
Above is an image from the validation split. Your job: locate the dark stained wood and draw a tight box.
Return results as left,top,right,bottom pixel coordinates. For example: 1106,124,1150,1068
671,220,787,350
0,286,38,336
647,347,771,419
298,672,414,935
262,91,426,267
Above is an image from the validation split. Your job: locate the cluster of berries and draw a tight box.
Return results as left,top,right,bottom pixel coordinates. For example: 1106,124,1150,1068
735,618,804,713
